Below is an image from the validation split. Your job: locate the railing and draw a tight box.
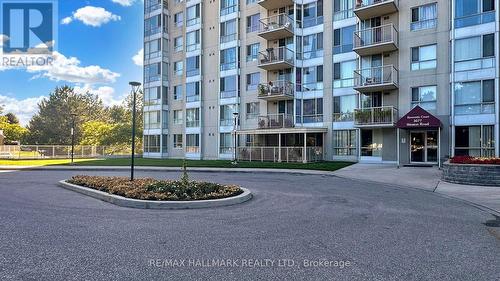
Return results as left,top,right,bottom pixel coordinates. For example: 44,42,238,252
354,65,399,88
411,18,437,31
0,145,136,159
455,147,495,158
186,120,200,127
297,82,323,92
144,122,161,130
298,49,324,60
258,80,294,98
220,33,237,44
258,47,294,66
301,16,323,28
354,106,398,126
455,102,495,115
220,61,237,71
186,146,200,154
455,57,495,72
237,146,323,163
333,9,354,21
258,114,294,129
186,17,201,27
455,11,495,29
145,0,167,14
297,114,324,123
333,112,354,122
354,24,398,49
259,14,294,33
221,4,237,16
220,90,238,99
355,0,398,9
333,78,355,89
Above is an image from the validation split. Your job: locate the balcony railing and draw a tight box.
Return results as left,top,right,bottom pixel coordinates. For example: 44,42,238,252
353,65,399,92
258,80,294,100
258,47,294,70
455,11,495,29
353,23,398,55
354,0,399,20
258,14,294,40
354,106,398,126
258,114,294,129
333,112,354,122
237,146,323,163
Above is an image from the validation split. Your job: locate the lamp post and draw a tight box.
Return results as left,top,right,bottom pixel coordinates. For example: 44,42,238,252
70,113,77,165
129,81,142,181
232,112,239,165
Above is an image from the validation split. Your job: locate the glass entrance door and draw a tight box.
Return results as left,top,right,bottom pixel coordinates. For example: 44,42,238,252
410,131,438,163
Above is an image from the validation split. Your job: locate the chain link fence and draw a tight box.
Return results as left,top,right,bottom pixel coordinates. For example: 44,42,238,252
0,145,140,159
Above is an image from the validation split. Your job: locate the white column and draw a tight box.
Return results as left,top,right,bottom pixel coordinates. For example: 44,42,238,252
278,133,282,162
397,128,400,169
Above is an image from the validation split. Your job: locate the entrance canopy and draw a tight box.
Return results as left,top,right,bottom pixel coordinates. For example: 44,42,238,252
396,106,441,129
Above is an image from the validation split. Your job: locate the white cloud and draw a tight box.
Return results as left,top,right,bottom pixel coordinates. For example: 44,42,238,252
132,48,143,66
27,51,120,84
74,85,125,107
64,6,121,27
112,0,135,6
0,95,45,126
0,34,9,47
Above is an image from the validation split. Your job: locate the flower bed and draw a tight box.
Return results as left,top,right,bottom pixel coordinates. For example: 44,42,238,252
442,161,500,186
67,175,243,201
450,156,500,165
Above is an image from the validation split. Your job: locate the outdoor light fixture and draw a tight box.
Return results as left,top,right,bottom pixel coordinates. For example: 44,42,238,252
232,112,239,165
129,81,141,181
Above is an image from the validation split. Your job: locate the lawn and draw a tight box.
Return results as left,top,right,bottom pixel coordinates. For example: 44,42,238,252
0,158,353,172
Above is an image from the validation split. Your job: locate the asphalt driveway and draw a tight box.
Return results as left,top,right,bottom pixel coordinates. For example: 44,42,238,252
0,170,499,280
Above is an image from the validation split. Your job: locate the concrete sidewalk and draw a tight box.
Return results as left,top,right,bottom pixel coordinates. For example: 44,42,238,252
333,164,500,215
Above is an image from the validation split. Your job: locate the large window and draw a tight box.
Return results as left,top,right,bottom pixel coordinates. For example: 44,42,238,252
411,44,437,70
246,14,260,33
333,60,356,88
296,98,323,123
455,80,495,114
220,133,233,154
333,95,356,121
298,66,323,92
221,0,237,16
186,108,200,127
220,47,237,71
186,30,200,52
333,130,357,156
186,56,200,77
412,86,437,111
174,85,183,100
411,3,437,31
174,12,183,27
246,43,259,62
173,134,183,148
174,36,183,52
144,111,161,129
300,0,323,28
455,34,495,71
174,61,183,76
144,87,161,106
298,33,323,60
246,102,259,119
173,110,183,125
186,81,200,102
220,104,238,126
220,19,237,43
186,134,200,153
455,125,494,157
144,135,160,153
144,62,167,82
333,25,355,54
144,39,162,60
220,75,238,99
145,15,161,36
246,72,260,91
455,0,495,28
186,4,200,26
333,0,354,21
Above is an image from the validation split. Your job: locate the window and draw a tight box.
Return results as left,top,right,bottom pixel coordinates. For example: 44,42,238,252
220,104,238,126
186,4,200,26
333,25,355,54
246,102,259,119
220,75,238,99
455,34,495,71
144,39,161,60
333,0,354,21
145,0,162,13
455,0,495,28
220,133,233,154
333,60,356,88
299,33,323,60
186,108,200,127
174,85,183,100
162,111,168,128
455,80,495,114
411,44,437,70
173,134,183,148
174,36,183,52
297,98,323,123
298,66,323,92
246,14,260,33
186,81,200,102
144,135,160,153
412,86,437,111
186,134,200,153
246,43,259,62
173,110,183,125
221,0,237,16
186,56,200,77
145,15,161,36
301,0,324,28
333,95,356,121
246,72,260,91
144,62,162,82
246,0,257,4
174,12,183,27
162,134,168,152
186,30,200,52
220,48,237,71
333,130,357,156
455,125,494,157
411,3,437,31
144,87,161,106
174,61,183,76
144,111,161,129
220,19,237,43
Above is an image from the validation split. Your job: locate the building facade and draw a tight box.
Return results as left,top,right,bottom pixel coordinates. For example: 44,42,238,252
143,0,499,165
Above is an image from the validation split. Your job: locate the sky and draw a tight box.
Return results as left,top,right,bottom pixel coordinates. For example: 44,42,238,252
0,0,144,125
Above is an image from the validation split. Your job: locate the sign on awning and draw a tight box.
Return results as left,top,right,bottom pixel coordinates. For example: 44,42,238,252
396,106,441,129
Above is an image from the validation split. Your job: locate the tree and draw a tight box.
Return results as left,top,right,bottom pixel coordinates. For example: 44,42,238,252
4,113,19,124
0,116,28,144
25,86,105,144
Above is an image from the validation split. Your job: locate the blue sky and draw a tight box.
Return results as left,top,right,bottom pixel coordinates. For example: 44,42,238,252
0,0,144,125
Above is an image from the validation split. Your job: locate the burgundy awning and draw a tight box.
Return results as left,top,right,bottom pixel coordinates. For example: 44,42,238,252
396,106,441,129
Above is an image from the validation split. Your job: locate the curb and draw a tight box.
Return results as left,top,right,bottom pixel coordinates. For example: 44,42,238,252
58,180,253,209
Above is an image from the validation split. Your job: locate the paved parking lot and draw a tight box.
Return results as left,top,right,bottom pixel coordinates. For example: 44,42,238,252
0,170,499,280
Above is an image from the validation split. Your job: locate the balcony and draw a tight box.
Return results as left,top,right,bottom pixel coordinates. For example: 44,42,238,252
354,106,398,127
258,114,294,129
258,0,294,10
258,80,294,101
258,47,294,71
353,24,398,56
258,14,294,41
354,0,399,20
353,65,399,92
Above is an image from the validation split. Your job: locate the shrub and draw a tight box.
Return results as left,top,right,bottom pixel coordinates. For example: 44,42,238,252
450,156,500,165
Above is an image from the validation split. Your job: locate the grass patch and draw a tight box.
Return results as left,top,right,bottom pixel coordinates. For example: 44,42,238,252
68,175,243,201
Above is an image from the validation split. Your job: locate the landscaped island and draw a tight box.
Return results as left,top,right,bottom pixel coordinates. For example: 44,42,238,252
68,175,243,201
443,156,500,186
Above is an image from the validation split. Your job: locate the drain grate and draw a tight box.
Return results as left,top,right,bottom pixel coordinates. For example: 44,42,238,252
484,215,500,227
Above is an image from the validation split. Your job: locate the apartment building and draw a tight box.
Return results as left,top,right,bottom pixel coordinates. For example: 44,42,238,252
143,0,499,166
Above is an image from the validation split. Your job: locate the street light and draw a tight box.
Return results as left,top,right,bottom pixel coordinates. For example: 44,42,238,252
70,113,77,165
129,81,142,181
232,112,239,165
